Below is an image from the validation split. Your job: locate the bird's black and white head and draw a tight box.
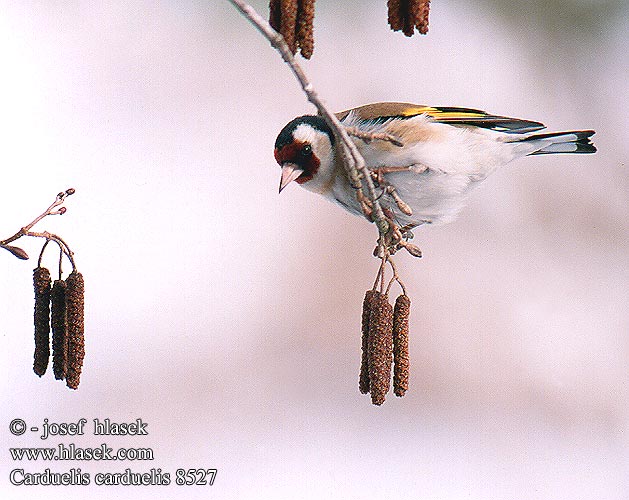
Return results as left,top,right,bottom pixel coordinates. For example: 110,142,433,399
274,115,336,193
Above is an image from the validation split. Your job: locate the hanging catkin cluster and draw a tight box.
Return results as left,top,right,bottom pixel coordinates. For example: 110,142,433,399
388,0,431,36
2,188,83,387
360,288,411,405
268,0,431,59
32,267,85,390
269,0,316,59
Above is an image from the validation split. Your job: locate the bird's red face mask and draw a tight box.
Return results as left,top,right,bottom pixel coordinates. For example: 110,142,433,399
274,140,319,193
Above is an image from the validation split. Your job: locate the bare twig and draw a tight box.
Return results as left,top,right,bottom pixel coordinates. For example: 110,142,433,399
386,256,407,296
37,239,52,268
0,189,77,269
227,0,390,237
344,126,404,148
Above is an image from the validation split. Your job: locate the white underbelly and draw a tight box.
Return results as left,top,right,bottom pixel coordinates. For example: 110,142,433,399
326,169,480,228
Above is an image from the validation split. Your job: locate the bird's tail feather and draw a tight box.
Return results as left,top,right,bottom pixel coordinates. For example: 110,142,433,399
521,130,596,155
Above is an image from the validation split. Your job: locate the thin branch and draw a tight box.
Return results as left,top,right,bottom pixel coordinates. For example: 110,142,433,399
27,231,76,270
386,256,407,296
345,126,405,148
227,0,390,236
1,189,76,267
58,245,63,280
1,193,66,247
37,239,52,268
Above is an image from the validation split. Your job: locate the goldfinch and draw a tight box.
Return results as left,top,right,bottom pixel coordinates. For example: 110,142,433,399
274,102,596,229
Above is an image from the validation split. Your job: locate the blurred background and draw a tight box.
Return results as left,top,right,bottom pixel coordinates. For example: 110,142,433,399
1,1,628,498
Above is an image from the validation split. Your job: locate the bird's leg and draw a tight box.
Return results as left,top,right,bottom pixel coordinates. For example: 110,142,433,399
393,223,422,257
373,165,419,175
369,166,415,186
364,167,421,258
389,223,422,258
356,189,374,221
344,126,404,148
385,185,412,216
399,224,415,240
369,168,413,216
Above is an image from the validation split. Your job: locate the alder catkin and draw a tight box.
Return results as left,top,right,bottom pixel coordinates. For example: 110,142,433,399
33,267,52,377
65,271,85,390
387,0,404,32
296,0,315,59
403,0,418,37
368,292,393,406
393,294,411,397
359,290,378,394
280,0,299,54
415,0,430,35
389,0,430,36
51,279,68,380
269,0,281,32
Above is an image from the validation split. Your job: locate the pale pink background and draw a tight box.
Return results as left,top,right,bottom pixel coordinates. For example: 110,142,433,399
1,1,628,499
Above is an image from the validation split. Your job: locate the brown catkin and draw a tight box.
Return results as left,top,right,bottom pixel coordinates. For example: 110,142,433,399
33,267,52,376
269,0,282,32
387,0,404,32
51,279,68,380
359,290,378,394
403,0,418,37
416,0,430,35
368,292,393,405
296,0,315,59
65,271,85,390
280,0,299,54
393,294,411,397
390,0,430,36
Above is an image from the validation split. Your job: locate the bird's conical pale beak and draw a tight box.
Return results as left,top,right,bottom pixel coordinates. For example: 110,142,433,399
279,163,304,193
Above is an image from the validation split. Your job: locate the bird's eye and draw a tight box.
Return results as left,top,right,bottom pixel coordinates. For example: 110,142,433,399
300,144,312,156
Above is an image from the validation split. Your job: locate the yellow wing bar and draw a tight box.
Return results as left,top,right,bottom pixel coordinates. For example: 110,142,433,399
335,103,545,133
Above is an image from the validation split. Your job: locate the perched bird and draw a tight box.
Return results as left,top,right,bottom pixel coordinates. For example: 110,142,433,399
274,102,596,230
